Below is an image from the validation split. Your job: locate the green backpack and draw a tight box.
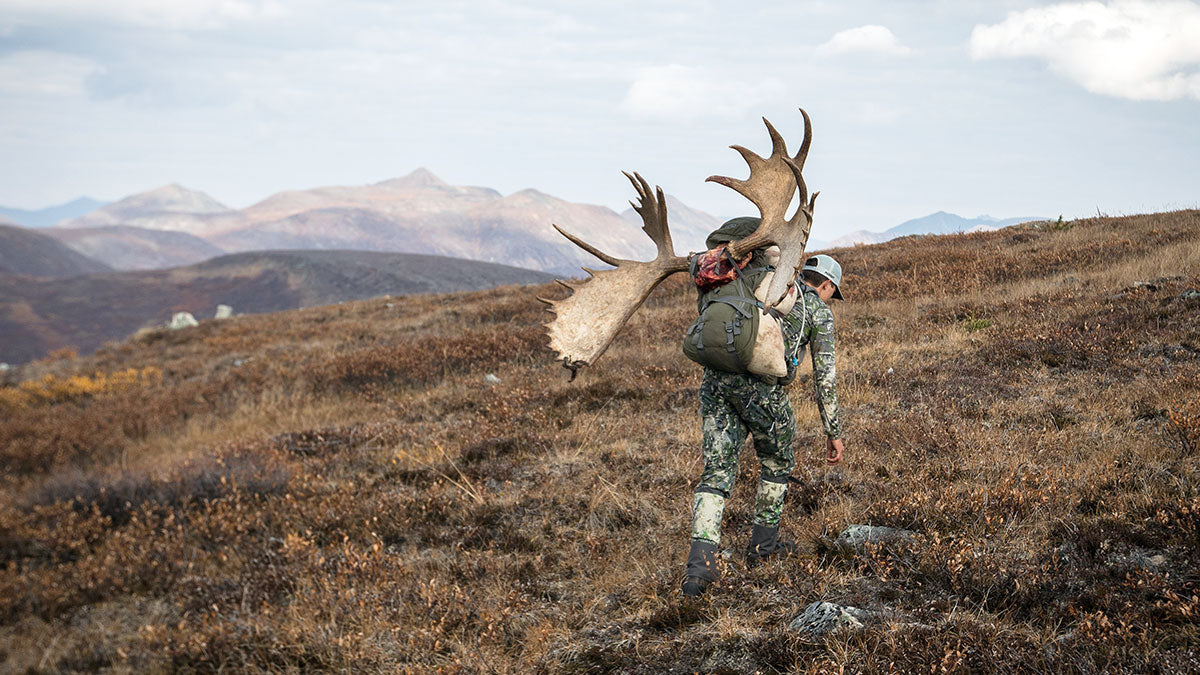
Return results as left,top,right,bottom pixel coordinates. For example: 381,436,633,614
681,218,774,374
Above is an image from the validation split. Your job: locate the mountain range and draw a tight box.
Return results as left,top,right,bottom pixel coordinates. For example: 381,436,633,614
829,211,1043,248
46,170,720,277
0,197,108,228
8,177,1043,276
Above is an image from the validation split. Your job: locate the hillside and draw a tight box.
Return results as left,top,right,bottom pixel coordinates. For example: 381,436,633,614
0,224,112,278
43,225,227,270
0,211,1197,672
0,250,554,363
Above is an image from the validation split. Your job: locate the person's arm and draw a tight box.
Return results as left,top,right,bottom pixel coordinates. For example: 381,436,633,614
809,298,842,445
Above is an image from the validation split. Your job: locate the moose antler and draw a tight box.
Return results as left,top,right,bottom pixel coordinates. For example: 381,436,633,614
540,171,689,378
709,109,818,308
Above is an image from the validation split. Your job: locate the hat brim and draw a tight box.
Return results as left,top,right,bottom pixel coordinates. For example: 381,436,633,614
833,286,844,300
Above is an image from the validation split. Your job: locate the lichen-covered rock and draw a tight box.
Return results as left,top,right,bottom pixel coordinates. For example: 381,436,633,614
835,525,915,554
699,647,757,673
1106,547,1168,573
214,304,234,319
168,312,199,330
789,601,877,639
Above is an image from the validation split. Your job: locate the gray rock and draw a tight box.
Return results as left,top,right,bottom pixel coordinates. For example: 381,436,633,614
483,373,501,385
168,312,199,330
1106,547,1168,573
1181,289,1200,301
0,363,8,372
1053,542,1078,567
835,525,916,554
1137,342,1198,362
214,304,234,319
700,648,757,673
790,601,878,639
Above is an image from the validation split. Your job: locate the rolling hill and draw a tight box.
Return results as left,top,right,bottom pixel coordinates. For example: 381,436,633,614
42,225,227,270
0,224,112,278
0,250,553,363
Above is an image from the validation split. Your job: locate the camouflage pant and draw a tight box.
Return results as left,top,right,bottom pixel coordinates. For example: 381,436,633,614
690,369,796,546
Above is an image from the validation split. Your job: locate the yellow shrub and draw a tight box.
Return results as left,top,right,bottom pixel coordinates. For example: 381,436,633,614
0,366,163,412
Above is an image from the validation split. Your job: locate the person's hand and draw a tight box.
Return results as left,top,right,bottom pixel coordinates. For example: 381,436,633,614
826,437,844,465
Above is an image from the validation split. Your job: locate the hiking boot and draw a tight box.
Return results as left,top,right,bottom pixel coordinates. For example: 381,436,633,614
745,524,797,567
681,576,711,597
681,539,718,597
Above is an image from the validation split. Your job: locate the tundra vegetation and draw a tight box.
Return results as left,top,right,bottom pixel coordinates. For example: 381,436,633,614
0,210,1198,673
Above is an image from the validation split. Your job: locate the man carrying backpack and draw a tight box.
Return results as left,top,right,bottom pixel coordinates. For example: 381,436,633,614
682,218,845,598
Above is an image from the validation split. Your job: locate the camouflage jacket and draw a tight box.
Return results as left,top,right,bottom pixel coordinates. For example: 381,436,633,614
781,285,841,439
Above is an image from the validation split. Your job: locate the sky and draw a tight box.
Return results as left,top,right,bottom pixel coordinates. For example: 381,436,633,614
1,0,1198,239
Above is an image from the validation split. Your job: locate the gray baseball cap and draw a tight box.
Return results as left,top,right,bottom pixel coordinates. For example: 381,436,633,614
802,254,844,300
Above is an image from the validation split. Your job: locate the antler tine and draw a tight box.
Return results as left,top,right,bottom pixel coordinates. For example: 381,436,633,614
793,108,812,171
654,184,670,253
733,143,768,169
762,117,788,159
622,169,646,201
783,155,809,210
624,170,674,259
552,223,622,267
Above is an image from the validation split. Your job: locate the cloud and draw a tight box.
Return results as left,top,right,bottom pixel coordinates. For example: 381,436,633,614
816,25,912,57
619,64,783,122
970,0,1200,101
0,0,288,30
0,51,101,96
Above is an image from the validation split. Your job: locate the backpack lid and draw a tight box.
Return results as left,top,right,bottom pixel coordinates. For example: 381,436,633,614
706,216,761,250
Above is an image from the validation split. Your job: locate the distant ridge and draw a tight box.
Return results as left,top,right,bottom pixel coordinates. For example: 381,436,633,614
830,211,1044,248
44,225,227,270
0,224,112,278
374,167,450,189
59,184,235,235
0,197,108,228
0,249,554,363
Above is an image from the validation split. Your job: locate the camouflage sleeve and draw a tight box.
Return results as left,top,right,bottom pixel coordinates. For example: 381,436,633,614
809,297,841,439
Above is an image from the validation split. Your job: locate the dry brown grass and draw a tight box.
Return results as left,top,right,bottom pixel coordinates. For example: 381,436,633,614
1,211,1198,673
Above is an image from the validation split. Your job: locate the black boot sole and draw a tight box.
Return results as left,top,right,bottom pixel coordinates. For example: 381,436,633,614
681,576,711,597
